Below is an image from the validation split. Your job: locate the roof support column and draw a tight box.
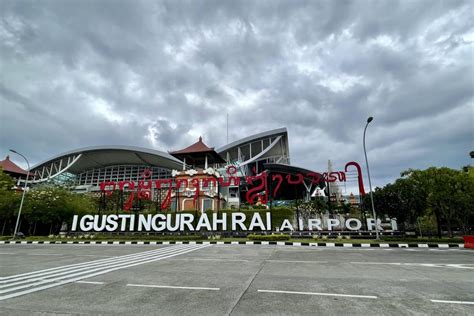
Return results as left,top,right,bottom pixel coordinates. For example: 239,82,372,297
183,157,186,171
205,155,208,169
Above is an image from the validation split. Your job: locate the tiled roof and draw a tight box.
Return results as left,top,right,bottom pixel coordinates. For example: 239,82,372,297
0,156,28,175
169,137,215,154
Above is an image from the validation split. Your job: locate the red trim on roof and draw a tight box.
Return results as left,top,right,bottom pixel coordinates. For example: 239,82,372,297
0,156,28,175
169,137,216,154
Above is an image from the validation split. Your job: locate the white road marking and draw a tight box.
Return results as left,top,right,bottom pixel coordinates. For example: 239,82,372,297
28,253,65,256
266,260,328,264
0,245,201,289
431,299,474,305
446,264,474,268
0,244,210,301
127,284,219,291
0,252,112,257
350,262,474,269
73,254,116,257
0,246,184,285
76,281,104,285
0,246,183,282
258,289,378,299
169,258,249,262
272,248,323,252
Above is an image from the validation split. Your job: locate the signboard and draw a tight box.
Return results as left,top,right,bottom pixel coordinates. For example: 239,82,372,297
98,161,366,211
71,213,397,232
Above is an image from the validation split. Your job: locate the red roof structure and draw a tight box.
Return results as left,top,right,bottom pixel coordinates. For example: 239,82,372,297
170,137,225,168
0,155,28,175
169,136,215,154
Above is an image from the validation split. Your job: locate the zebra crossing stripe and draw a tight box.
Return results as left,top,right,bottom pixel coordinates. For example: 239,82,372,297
0,244,202,292
0,244,194,284
0,246,200,294
0,244,209,301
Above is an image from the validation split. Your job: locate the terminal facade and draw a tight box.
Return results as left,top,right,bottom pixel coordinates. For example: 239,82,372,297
12,128,363,212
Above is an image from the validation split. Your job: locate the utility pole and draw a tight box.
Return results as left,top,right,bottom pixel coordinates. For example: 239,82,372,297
9,149,30,238
363,117,380,240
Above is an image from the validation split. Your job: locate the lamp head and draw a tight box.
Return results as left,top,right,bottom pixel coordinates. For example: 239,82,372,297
9,149,17,154
367,117,374,123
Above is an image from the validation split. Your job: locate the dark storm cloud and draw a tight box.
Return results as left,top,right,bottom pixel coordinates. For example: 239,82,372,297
0,0,472,191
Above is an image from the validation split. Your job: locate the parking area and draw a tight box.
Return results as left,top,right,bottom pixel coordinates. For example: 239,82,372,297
1,244,473,315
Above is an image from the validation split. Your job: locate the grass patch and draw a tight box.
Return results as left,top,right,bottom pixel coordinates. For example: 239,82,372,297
247,234,290,241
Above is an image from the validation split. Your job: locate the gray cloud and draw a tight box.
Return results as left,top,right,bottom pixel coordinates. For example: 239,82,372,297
0,0,472,193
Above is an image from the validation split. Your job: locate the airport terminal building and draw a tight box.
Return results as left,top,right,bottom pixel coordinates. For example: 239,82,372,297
13,128,332,212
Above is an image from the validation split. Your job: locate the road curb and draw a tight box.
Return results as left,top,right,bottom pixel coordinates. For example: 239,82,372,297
0,240,465,248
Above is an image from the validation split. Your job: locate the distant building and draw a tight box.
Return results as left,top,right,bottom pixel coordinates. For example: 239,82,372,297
0,155,28,180
347,193,361,206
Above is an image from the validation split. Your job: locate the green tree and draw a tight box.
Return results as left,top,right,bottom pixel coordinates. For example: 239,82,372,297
24,186,96,235
403,167,473,237
364,167,472,236
391,177,427,231
0,168,20,235
366,185,398,220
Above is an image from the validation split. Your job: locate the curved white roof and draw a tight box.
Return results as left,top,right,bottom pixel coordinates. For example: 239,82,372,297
216,127,287,153
31,145,183,173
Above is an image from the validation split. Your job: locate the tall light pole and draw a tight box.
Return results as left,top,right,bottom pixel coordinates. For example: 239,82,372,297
363,117,380,240
9,149,30,238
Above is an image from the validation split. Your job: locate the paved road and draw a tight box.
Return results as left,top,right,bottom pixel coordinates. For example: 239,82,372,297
0,244,473,315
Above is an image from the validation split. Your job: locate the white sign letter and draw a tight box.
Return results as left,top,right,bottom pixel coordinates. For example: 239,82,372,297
118,215,131,231
266,212,271,230
166,214,180,232
180,214,195,231
80,215,94,232
345,218,362,231
151,214,166,231
279,219,293,231
105,215,118,231
138,214,151,231
212,213,227,231
71,215,78,231
231,212,247,230
391,218,398,231
308,219,322,231
196,213,212,231
327,219,340,231
367,219,384,231
249,213,266,230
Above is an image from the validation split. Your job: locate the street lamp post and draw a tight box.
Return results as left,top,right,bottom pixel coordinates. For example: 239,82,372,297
363,117,380,240
9,149,30,238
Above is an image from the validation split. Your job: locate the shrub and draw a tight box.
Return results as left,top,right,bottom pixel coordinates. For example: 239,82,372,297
269,207,295,229
251,205,267,209
247,234,290,241
90,234,207,241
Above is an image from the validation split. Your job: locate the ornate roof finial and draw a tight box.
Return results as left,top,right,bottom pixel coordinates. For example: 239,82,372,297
199,136,202,142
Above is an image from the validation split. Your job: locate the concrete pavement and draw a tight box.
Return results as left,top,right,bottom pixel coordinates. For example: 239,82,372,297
0,244,473,315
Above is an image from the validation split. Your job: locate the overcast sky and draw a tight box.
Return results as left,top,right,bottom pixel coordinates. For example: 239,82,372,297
1,0,473,192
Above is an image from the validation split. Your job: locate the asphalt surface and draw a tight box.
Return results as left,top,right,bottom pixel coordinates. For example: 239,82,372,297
0,244,473,315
